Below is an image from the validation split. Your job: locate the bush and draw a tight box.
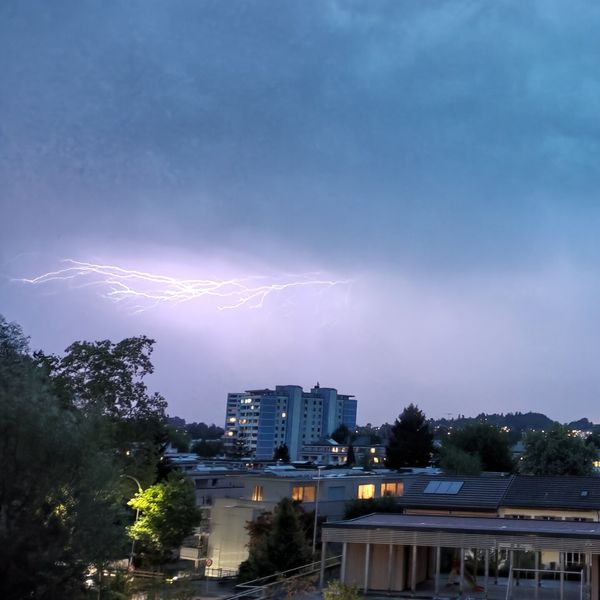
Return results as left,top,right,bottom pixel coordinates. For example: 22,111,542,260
323,580,363,600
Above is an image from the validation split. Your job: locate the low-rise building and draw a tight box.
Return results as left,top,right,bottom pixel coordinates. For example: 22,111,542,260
206,467,413,574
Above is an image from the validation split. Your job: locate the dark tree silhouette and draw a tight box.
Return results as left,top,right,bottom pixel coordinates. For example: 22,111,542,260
386,404,433,469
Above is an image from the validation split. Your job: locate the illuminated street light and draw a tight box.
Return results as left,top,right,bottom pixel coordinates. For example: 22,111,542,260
120,474,143,568
312,465,326,557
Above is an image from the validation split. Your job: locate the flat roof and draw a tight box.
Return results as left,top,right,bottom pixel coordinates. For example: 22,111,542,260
325,513,600,540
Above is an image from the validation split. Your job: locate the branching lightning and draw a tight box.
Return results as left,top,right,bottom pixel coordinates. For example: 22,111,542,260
18,260,351,311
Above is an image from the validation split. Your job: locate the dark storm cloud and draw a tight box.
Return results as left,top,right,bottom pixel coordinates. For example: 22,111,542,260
4,0,600,269
3,1,600,422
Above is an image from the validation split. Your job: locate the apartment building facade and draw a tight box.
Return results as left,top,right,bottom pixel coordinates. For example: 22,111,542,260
224,384,357,461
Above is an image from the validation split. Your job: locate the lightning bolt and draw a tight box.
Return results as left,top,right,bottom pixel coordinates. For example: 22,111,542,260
17,260,352,312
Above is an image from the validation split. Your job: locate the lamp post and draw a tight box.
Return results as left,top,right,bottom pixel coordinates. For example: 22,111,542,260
312,465,326,557
120,474,143,568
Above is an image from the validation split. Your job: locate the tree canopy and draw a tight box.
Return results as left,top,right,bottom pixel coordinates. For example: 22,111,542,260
521,425,596,476
385,404,433,469
128,474,201,565
238,497,312,582
0,316,128,599
273,443,291,463
440,423,514,474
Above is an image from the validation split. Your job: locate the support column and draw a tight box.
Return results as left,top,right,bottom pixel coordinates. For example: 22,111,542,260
460,548,465,594
510,549,514,584
340,543,347,584
495,548,499,585
560,552,565,600
387,544,394,592
435,546,441,596
586,552,592,600
484,549,489,598
364,543,371,594
319,541,327,589
411,544,418,594
534,551,540,600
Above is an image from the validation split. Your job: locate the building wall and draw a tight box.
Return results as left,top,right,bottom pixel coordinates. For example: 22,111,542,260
344,544,407,592
225,385,357,461
344,543,366,588
207,499,266,573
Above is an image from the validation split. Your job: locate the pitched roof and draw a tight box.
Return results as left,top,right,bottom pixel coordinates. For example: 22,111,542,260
397,474,514,511
502,475,600,510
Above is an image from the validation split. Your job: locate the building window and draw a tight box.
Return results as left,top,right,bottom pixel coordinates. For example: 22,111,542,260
381,482,404,497
292,485,316,502
251,485,263,501
358,484,375,499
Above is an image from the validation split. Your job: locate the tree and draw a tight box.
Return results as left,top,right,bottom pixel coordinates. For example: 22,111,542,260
238,497,312,581
128,474,201,566
35,336,167,420
344,495,400,520
229,436,251,459
441,423,514,473
273,443,290,463
385,404,433,469
166,425,191,452
185,421,224,440
439,445,482,476
0,316,127,599
346,443,356,466
521,425,596,476
36,336,169,486
191,438,224,457
331,423,350,444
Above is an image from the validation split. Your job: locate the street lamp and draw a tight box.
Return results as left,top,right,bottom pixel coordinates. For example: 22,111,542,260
312,465,326,557
120,474,143,568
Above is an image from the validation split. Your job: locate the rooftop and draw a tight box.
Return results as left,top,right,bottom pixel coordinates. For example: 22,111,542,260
325,512,600,539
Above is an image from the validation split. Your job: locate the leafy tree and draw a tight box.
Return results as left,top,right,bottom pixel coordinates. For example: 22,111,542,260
36,336,169,486
191,439,224,457
344,495,400,520
439,445,482,476
185,421,224,440
238,497,312,581
35,336,167,420
273,443,290,463
521,425,596,476
346,443,356,466
441,423,514,473
166,425,191,452
228,436,251,459
128,474,201,566
0,316,127,599
385,404,433,469
331,423,350,444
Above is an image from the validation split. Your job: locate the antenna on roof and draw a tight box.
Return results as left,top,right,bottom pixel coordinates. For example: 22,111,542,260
315,381,320,389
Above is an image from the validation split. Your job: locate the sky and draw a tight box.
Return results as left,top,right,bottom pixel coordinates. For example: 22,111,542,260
3,0,600,425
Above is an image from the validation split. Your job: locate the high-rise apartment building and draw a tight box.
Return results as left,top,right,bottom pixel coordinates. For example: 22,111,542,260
224,384,357,461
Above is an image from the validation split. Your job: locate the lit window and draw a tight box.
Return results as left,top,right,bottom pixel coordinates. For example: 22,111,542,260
229,417,236,423
292,485,316,502
358,484,375,499
370,447,376,454
381,482,404,497
252,485,263,501
281,412,287,418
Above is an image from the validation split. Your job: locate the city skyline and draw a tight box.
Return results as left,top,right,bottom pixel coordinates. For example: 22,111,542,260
4,2,600,424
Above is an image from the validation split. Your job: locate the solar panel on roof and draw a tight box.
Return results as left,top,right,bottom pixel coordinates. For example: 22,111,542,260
424,481,441,493
424,480,464,494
